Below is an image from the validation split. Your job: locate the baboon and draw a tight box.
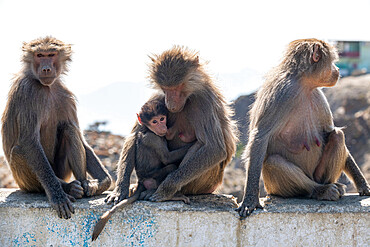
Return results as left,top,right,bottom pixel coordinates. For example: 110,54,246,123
106,46,238,204
1,36,112,219
93,98,190,241
237,38,370,217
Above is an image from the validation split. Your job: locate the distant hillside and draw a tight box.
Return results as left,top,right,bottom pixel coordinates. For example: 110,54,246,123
78,81,154,135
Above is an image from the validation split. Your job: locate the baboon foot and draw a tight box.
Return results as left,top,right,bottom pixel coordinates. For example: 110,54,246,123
334,183,346,196
140,189,156,200
105,187,130,205
312,183,346,201
82,179,99,197
63,180,84,199
149,180,178,202
172,193,190,204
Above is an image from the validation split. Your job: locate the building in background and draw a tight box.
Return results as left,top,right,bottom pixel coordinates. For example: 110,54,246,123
334,41,370,77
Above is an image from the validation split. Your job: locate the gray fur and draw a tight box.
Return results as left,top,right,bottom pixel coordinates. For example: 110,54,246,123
237,39,370,218
1,36,112,219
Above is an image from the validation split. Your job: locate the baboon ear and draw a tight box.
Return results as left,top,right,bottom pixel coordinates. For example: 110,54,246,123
312,44,321,63
136,113,143,125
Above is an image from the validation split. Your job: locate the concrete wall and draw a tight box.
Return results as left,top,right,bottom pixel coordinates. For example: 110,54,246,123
0,188,369,247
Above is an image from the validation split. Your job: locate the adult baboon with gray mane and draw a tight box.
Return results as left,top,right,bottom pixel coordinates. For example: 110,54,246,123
1,36,112,219
106,46,238,204
237,38,370,217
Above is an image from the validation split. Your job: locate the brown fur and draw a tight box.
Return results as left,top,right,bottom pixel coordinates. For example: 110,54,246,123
1,36,112,219
106,46,238,204
149,46,200,88
237,38,370,217
149,46,238,201
105,96,190,204
99,98,189,239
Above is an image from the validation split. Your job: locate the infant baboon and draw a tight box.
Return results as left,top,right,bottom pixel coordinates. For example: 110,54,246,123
93,97,190,241
237,38,370,217
1,36,112,219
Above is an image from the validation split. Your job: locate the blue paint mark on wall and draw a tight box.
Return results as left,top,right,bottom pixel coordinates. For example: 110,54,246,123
80,211,100,246
120,213,158,246
43,211,99,246
43,212,81,246
7,208,158,246
12,232,37,247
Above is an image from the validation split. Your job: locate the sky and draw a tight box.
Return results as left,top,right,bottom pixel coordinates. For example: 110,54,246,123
0,0,370,151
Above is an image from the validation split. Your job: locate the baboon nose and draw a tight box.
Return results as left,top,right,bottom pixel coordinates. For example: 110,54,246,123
42,66,51,72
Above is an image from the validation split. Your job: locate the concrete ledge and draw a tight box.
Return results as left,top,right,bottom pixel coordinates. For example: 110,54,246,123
0,188,369,246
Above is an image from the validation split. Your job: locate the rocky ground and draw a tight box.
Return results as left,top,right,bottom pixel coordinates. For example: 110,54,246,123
0,156,17,188
0,75,369,203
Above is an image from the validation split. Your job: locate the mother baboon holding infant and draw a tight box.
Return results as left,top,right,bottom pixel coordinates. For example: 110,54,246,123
106,46,238,204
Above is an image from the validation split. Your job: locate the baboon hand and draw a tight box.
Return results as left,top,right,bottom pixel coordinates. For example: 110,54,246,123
105,187,129,205
82,179,99,197
64,180,84,199
236,195,263,218
358,184,370,196
50,192,75,219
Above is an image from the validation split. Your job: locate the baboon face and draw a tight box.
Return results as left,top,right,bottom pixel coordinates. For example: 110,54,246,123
161,83,188,113
294,40,340,89
319,62,340,87
147,115,167,136
22,36,71,87
149,46,199,113
33,51,60,86
312,43,340,87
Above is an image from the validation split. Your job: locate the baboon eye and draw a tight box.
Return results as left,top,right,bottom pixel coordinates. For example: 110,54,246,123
37,54,43,57
152,120,158,124
48,54,55,57
160,117,165,121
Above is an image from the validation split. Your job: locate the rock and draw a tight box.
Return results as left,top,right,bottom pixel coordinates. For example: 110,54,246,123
0,157,17,188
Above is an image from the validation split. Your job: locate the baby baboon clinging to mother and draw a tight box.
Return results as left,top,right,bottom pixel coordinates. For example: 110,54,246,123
106,46,238,204
94,97,190,241
1,36,112,219
237,38,370,217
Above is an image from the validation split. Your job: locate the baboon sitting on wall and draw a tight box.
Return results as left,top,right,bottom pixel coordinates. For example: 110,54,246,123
106,46,238,204
237,38,370,217
1,36,112,219
93,97,190,241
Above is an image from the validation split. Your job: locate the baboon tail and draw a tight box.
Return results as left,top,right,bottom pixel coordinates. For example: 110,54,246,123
92,185,144,241
92,210,111,241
